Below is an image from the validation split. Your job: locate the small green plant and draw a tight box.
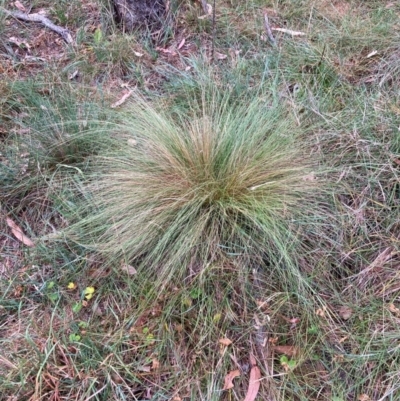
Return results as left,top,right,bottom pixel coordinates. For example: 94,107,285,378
44,281,60,303
72,302,83,313
68,333,81,342
280,355,297,371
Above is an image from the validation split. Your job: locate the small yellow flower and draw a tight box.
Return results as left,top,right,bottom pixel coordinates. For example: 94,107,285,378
84,286,95,300
67,282,77,290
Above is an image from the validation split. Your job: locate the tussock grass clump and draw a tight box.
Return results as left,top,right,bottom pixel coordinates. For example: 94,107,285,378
74,91,323,284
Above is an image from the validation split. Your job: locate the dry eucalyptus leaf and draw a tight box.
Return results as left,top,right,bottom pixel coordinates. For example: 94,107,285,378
6,218,35,247
121,264,137,275
177,38,186,50
151,358,160,370
219,338,233,346
111,91,133,108
388,303,400,315
244,355,261,401
223,369,240,390
215,52,227,60
14,0,27,12
273,345,299,357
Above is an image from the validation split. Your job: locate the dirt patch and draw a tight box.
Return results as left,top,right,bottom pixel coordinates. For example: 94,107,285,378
112,0,166,32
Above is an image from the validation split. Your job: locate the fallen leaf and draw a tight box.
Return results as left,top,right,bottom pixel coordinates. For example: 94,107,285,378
121,264,137,275
273,345,299,357
111,91,133,108
388,303,400,315
358,395,371,401
67,282,77,290
151,358,160,370
338,306,353,320
219,338,233,346
271,27,306,36
14,1,27,12
223,369,240,390
316,307,326,317
13,285,23,297
6,218,35,247
243,355,260,401
177,38,186,50
215,52,227,60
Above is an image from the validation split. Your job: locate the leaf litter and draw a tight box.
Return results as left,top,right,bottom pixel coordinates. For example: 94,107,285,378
6,217,35,247
243,355,261,401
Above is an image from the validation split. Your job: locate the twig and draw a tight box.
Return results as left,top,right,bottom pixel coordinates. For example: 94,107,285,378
263,14,276,47
271,27,305,36
1,7,73,44
211,0,216,61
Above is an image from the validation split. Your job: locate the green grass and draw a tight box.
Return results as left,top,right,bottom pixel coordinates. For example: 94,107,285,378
1,0,400,400
67,87,327,291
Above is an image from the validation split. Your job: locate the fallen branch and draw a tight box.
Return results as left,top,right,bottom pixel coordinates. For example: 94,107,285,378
263,14,277,47
1,7,73,44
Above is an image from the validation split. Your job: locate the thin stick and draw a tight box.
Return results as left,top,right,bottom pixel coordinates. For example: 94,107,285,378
211,0,216,61
271,27,305,36
1,7,73,44
263,14,277,47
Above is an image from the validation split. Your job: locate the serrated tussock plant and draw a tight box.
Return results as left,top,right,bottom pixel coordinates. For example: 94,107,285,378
72,91,324,286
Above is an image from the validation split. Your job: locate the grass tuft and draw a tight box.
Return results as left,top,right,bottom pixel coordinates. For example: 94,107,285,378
70,89,325,287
